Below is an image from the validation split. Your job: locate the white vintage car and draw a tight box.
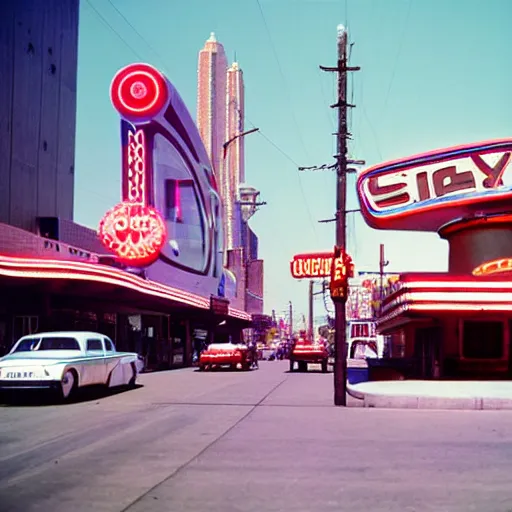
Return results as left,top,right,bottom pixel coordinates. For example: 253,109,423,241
0,331,143,400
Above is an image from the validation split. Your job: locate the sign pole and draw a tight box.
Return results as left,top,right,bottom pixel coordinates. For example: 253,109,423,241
320,25,360,406
308,280,314,341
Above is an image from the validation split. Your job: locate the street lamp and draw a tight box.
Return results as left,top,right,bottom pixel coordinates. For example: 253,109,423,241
222,127,260,257
222,127,259,159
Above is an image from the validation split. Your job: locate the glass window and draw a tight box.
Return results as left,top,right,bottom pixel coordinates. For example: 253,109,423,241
39,337,80,351
86,339,103,351
463,321,503,359
12,337,40,352
104,338,115,352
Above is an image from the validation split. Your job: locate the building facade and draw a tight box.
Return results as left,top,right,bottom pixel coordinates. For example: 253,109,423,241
357,138,512,380
0,12,251,365
0,0,78,233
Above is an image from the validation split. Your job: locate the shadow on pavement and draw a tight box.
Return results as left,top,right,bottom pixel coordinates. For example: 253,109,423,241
0,384,144,407
193,366,257,373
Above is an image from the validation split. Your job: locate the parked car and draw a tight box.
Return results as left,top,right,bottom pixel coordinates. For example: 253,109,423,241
199,342,254,371
0,331,141,400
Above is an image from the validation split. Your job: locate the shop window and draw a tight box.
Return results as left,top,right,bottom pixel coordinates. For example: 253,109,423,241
462,321,504,359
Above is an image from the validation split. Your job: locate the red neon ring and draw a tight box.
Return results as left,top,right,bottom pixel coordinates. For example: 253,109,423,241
110,63,168,119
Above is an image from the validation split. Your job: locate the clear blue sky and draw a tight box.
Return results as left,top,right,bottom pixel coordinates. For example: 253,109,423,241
74,0,512,325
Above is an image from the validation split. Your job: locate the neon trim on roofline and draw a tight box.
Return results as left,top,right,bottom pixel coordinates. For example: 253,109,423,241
382,290,512,316
377,302,512,327
0,255,205,302
0,254,251,320
381,279,512,303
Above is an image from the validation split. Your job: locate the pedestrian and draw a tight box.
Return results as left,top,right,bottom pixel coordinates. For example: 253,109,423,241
250,341,259,369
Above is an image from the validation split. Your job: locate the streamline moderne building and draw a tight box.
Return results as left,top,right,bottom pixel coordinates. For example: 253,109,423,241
0,3,251,366
357,139,512,380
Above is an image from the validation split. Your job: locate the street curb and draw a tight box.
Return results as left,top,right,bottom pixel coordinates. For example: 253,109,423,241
347,382,512,410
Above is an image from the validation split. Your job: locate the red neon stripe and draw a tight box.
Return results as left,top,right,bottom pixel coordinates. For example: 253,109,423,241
0,254,252,321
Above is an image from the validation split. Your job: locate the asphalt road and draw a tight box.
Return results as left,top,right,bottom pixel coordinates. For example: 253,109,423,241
1,361,512,512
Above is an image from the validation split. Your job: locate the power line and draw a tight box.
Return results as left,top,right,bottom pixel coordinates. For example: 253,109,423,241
83,0,146,61
104,0,171,74
382,0,413,113
251,125,321,242
361,105,383,161
254,0,320,241
255,0,312,162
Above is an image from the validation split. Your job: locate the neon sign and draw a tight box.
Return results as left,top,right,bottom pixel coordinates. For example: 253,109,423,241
290,252,333,279
110,63,168,122
357,139,512,232
472,258,512,276
98,128,166,267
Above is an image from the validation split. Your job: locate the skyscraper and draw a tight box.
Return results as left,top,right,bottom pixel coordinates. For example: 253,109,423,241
197,32,227,186
197,34,264,315
225,61,245,250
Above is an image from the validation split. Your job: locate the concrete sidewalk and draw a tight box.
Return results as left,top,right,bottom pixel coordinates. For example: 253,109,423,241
348,380,512,410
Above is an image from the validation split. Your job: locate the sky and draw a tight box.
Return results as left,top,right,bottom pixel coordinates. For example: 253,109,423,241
74,0,512,326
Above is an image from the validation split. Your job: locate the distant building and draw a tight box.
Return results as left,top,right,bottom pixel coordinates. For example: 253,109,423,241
197,34,264,315
225,61,245,250
197,32,228,189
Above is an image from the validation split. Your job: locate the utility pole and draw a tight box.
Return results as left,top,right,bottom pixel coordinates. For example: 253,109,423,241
308,280,314,341
379,243,389,312
289,301,293,342
320,25,360,406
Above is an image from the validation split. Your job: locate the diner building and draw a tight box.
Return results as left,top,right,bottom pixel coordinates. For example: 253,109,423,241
357,139,512,380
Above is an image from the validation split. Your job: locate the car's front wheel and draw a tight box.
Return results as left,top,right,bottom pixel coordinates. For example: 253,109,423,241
128,363,137,388
60,370,76,400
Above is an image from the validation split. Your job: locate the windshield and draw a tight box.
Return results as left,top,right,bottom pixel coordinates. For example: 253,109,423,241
12,338,40,352
12,337,81,352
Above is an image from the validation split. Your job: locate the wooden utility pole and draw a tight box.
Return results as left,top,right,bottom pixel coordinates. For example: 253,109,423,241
308,280,314,341
289,301,293,342
379,243,390,313
320,25,360,406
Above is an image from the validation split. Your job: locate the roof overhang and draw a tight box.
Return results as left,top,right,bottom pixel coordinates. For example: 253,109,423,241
0,254,251,322
378,272,512,331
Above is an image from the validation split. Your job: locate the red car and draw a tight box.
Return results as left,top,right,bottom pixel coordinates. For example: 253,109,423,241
199,343,254,371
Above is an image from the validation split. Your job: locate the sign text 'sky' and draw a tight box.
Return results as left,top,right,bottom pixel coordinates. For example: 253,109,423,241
290,252,333,279
357,139,512,232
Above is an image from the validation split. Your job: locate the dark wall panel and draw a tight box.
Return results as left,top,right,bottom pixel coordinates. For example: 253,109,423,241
55,0,79,221
9,0,43,232
0,0,78,232
0,2,14,223
37,0,62,217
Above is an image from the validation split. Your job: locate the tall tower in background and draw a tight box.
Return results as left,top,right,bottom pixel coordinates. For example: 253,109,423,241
197,32,227,187
197,33,264,315
225,61,245,250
